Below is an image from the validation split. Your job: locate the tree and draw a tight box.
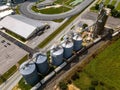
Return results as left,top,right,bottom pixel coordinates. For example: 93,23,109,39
117,11,120,18
59,81,68,90
89,86,95,90
71,72,80,80
95,4,99,10
107,4,115,10
91,80,98,86
111,9,118,17
82,23,88,29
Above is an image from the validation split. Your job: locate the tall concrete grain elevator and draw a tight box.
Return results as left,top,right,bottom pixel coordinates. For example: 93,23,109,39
93,2,111,37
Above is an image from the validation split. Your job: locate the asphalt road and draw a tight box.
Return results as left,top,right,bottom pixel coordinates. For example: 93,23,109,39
20,0,94,20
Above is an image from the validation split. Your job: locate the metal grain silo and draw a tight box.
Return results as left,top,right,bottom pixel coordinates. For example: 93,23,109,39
62,36,73,59
73,33,82,51
50,45,64,66
33,53,49,75
19,60,39,86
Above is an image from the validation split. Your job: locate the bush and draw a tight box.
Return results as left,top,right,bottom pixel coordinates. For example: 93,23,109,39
82,23,88,29
95,4,99,10
59,81,68,90
100,81,104,86
89,86,95,90
111,9,120,18
107,4,115,10
91,80,98,86
117,11,120,18
71,72,80,80
67,80,72,84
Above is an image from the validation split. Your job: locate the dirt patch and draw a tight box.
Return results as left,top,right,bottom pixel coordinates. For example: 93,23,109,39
68,84,80,90
12,84,21,90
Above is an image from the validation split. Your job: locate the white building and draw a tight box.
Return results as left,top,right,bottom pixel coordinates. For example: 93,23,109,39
0,9,13,19
0,5,9,11
0,15,46,39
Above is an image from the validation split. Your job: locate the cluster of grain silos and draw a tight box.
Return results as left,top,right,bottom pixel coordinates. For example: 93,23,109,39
19,53,49,86
19,32,83,86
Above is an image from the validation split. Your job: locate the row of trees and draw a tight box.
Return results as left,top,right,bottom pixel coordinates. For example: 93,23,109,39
94,4,120,18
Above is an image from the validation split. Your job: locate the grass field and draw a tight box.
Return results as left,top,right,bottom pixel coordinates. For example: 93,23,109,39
55,0,84,7
111,0,117,6
32,5,71,14
104,0,111,5
18,78,32,90
39,6,71,14
55,0,73,6
73,38,120,90
116,2,120,10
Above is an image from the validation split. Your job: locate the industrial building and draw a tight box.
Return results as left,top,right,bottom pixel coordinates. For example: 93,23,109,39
0,15,47,39
0,5,9,11
0,9,14,19
93,5,111,37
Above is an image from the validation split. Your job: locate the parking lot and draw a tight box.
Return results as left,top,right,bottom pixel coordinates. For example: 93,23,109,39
0,35,28,75
81,11,120,29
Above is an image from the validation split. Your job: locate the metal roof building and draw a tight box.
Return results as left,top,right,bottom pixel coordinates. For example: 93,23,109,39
0,5,9,11
0,9,13,19
0,15,46,39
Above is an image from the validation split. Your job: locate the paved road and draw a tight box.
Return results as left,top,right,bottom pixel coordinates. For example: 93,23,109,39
20,0,94,20
0,31,36,55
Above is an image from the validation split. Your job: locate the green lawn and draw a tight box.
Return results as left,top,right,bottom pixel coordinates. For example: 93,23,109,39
104,0,111,5
18,78,32,90
69,0,83,6
116,2,120,10
55,0,73,5
32,5,71,14
111,0,117,6
53,19,64,22
54,0,83,7
73,38,120,90
39,6,71,14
